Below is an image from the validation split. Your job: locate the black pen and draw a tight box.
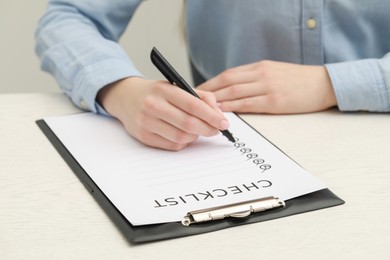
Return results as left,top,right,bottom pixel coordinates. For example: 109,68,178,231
150,47,235,143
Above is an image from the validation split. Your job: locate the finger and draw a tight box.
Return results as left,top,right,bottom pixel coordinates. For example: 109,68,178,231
138,84,222,137
148,94,220,137
220,95,309,114
165,88,230,132
227,62,258,72
219,96,274,113
198,70,257,92
213,82,267,102
145,117,199,144
137,130,190,151
196,89,220,111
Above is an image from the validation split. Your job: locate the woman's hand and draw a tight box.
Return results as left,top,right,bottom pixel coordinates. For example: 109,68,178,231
97,77,229,151
198,60,337,114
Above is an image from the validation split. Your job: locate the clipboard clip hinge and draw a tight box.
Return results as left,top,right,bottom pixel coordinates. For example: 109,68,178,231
181,196,285,226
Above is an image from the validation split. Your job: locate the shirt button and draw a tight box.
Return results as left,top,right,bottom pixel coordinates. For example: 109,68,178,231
80,99,87,110
306,18,317,29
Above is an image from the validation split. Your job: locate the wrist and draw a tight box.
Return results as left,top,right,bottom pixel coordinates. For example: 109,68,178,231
320,66,337,109
97,77,144,119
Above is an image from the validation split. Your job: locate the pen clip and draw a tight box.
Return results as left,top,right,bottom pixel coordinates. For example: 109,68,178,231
150,47,177,85
151,47,200,97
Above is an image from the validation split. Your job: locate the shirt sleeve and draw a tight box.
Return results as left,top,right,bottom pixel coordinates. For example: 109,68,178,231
35,0,144,114
325,54,390,112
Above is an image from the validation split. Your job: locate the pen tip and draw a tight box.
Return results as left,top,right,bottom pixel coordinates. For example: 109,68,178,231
222,130,235,143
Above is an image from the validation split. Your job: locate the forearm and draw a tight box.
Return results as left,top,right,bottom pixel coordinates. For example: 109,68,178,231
35,0,143,114
325,56,390,112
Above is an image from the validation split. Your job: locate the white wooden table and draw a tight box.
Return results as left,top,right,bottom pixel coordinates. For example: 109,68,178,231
1,93,389,259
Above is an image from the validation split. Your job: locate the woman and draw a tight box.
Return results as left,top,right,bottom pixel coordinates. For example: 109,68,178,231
36,0,390,150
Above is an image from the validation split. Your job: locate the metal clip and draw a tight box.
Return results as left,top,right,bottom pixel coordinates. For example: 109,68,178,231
182,196,285,226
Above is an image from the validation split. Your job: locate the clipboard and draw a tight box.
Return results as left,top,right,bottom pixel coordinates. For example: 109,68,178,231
36,117,344,243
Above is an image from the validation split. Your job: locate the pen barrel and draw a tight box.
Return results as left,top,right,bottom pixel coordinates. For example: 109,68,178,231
151,47,200,98
174,77,200,98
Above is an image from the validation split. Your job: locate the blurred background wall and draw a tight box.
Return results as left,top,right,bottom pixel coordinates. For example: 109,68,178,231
0,0,190,93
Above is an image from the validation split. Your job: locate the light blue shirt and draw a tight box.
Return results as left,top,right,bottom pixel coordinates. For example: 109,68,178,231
35,0,390,114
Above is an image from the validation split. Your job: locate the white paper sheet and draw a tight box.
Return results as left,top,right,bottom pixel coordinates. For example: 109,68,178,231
45,112,326,225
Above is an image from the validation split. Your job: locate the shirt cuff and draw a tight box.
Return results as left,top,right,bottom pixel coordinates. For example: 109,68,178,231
72,58,144,116
325,59,390,112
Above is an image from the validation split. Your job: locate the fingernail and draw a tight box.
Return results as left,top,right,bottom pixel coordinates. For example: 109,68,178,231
219,119,230,130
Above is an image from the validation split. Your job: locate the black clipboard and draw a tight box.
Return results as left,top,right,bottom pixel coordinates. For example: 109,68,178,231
36,118,344,244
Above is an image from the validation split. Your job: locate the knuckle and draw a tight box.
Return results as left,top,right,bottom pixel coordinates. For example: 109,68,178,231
187,99,202,112
263,94,283,112
256,60,273,77
260,96,272,109
150,81,169,97
182,117,198,132
172,131,189,144
240,98,255,111
168,143,187,151
153,81,167,92
258,59,271,66
219,102,230,111
228,84,240,96
219,70,234,85
135,112,149,130
142,96,157,113
201,91,215,101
